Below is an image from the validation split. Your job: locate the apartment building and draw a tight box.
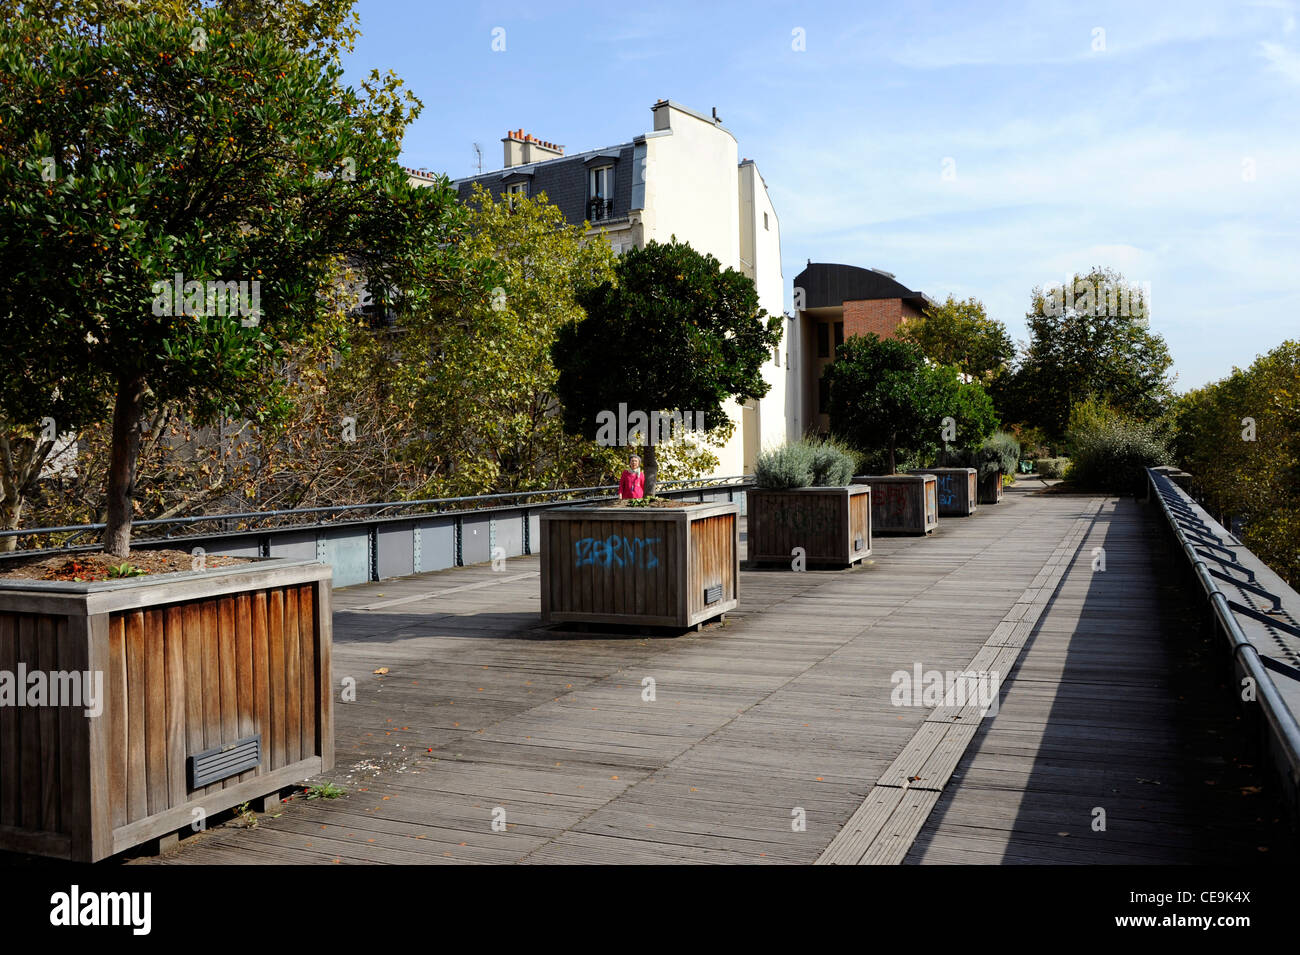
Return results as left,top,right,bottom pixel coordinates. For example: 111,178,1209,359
418,99,790,476
791,262,932,436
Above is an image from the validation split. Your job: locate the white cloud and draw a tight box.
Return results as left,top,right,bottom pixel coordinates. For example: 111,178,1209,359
1259,40,1300,81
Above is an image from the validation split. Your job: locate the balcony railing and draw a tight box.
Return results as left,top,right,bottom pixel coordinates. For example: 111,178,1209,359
587,196,615,222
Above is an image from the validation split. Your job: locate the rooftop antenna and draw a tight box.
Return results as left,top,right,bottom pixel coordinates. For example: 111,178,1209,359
472,142,482,175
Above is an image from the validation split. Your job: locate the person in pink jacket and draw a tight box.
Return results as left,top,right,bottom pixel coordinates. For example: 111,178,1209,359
619,454,645,499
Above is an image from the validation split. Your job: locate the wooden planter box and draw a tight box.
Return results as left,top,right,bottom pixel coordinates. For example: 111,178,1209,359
853,475,938,535
540,501,738,629
747,486,872,567
909,468,978,517
0,559,333,862
978,470,1004,504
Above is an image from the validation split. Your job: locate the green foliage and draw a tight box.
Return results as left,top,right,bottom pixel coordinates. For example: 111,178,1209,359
106,562,145,578
899,295,1014,382
755,443,814,489
809,439,857,487
1062,393,1113,453
304,782,345,799
981,431,1021,477
754,438,856,489
0,4,465,553
553,238,782,494
995,267,1175,440
1007,423,1055,459
825,334,997,473
1172,341,1300,583
1064,399,1170,493
1036,457,1070,479
941,430,1021,479
401,186,620,498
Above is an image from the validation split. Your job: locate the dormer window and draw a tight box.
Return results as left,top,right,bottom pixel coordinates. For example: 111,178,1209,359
506,180,528,209
588,164,614,221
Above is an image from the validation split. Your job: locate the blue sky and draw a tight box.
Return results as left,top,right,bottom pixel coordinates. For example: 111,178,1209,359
343,0,1300,391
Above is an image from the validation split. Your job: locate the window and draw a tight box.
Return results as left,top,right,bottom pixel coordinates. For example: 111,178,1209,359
818,377,830,414
816,322,830,358
834,322,844,350
773,346,780,367
588,165,614,221
763,212,769,231
506,181,528,209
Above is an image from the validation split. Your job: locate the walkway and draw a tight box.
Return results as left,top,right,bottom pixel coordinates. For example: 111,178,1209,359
140,484,1293,864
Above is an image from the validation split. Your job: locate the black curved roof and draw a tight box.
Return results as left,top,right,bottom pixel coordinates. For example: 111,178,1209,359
794,263,926,308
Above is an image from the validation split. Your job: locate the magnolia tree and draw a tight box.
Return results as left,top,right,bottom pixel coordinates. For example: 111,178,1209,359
552,239,782,496
0,7,466,556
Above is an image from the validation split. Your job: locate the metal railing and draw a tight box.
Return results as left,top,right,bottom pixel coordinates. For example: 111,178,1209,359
587,196,615,221
0,475,753,587
1146,467,1300,810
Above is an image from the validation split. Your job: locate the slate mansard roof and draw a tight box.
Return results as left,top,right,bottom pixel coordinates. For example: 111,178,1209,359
452,143,637,227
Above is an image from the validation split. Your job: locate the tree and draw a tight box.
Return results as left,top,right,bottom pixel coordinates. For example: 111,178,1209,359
552,238,782,496
0,7,467,555
996,267,1174,440
899,295,1013,383
824,334,997,473
1172,341,1300,583
400,186,624,497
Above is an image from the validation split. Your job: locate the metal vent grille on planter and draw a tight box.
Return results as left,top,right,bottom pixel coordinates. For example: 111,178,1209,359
854,537,865,552
188,734,262,789
703,584,723,606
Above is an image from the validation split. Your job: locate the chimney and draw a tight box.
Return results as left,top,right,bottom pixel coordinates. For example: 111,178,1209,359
502,129,564,168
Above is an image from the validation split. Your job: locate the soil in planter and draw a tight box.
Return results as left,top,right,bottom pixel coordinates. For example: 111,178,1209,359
606,497,705,508
0,549,252,582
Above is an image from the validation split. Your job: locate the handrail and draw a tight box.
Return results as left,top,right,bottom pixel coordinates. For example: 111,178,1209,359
1146,467,1300,778
0,475,753,549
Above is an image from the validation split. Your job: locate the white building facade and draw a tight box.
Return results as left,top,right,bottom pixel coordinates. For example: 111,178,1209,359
426,99,792,478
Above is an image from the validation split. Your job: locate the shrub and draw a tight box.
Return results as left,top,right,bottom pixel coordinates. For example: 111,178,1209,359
755,442,815,489
809,439,856,486
980,431,1021,477
755,439,856,489
942,431,1021,479
1036,457,1070,479
1066,419,1170,493
1064,398,1170,493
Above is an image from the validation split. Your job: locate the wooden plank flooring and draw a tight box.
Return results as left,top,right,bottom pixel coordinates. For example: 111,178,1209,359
903,496,1295,864
129,485,1292,865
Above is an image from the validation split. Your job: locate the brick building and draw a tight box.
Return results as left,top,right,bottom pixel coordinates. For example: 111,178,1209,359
791,262,932,435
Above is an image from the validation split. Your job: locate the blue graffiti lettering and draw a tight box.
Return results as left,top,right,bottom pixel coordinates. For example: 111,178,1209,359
573,536,661,569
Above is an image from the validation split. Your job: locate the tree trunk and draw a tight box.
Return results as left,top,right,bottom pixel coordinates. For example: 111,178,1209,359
0,429,59,553
642,442,658,498
0,497,20,552
103,376,148,558
888,437,897,475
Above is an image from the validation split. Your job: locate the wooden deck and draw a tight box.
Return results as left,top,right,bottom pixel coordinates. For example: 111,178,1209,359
130,483,1293,865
